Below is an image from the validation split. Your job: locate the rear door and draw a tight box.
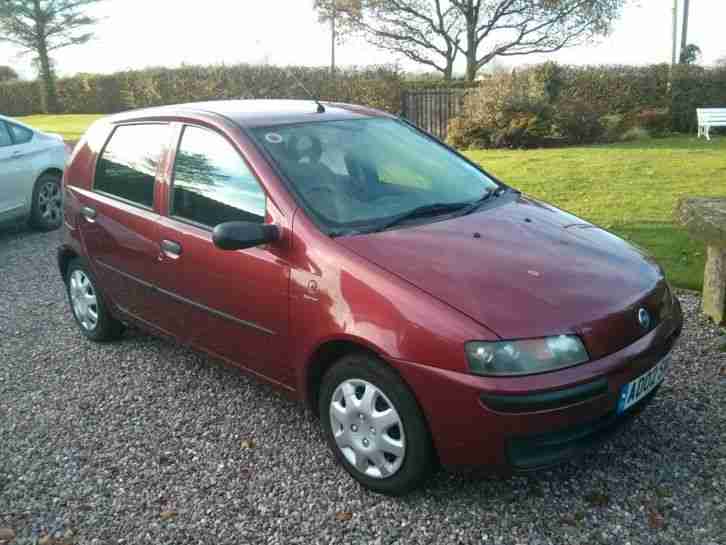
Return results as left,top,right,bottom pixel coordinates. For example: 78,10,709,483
76,123,177,333
154,124,291,384
0,120,35,220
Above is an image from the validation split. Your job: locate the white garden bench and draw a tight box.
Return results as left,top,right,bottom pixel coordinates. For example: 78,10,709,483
697,108,726,140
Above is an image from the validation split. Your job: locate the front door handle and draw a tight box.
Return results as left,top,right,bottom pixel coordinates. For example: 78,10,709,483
160,239,183,258
80,205,97,222
11,150,25,158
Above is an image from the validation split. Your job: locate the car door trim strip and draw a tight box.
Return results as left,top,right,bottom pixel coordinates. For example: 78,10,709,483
95,259,276,336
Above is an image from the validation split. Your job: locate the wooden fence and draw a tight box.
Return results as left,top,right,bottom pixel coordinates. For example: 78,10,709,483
400,88,474,140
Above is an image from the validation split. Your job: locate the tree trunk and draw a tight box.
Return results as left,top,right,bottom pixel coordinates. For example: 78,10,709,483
671,0,678,66
465,48,478,82
680,0,690,64
464,4,479,82
444,64,453,80
33,0,58,113
37,42,58,114
330,4,336,78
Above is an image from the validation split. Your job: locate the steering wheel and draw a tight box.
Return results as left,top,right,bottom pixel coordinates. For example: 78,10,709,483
305,185,337,197
343,153,382,202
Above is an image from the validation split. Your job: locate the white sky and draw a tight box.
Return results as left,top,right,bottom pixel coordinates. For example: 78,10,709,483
1,0,725,80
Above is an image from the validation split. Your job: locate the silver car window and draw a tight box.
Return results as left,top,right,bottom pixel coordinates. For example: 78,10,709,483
0,122,12,147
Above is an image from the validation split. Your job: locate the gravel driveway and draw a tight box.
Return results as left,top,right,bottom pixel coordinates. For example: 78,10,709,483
1,227,724,545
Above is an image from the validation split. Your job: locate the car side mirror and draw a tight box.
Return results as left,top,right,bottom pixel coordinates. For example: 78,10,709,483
212,221,280,251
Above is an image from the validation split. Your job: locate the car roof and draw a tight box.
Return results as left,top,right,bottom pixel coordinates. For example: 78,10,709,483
104,99,393,128
0,113,37,132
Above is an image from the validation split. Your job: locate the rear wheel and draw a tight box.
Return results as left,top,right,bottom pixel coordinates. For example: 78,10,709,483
65,259,124,342
319,353,434,495
30,173,63,231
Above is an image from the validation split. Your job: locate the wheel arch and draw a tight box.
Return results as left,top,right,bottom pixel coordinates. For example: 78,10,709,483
303,336,422,418
304,338,379,414
57,245,79,280
37,167,64,181
304,336,441,470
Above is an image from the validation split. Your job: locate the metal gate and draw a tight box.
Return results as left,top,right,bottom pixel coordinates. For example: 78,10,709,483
400,88,473,140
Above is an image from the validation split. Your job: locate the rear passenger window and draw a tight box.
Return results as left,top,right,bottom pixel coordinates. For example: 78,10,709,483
94,124,168,208
8,123,33,144
171,125,266,227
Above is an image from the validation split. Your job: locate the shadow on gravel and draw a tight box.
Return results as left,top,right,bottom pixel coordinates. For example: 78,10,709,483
115,318,703,502
0,222,33,241
0,222,61,248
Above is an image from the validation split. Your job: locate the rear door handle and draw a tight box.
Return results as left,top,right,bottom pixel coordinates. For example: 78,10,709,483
160,239,183,258
11,150,24,158
80,205,97,222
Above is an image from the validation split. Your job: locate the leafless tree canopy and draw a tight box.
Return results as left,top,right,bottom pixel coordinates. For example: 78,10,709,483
347,0,628,80
0,0,102,112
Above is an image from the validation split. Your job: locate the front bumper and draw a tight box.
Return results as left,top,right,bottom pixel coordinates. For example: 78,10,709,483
390,298,683,471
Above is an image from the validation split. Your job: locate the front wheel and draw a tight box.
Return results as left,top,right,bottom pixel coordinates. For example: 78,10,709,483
319,353,435,495
30,173,63,231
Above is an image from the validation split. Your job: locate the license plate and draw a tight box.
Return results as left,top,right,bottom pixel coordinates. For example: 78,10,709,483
616,353,671,414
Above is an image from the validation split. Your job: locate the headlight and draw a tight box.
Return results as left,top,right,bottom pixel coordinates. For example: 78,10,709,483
466,335,589,376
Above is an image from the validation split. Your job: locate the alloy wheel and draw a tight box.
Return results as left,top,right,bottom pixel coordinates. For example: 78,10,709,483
69,270,99,331
38,181,62,225
329,379,406,479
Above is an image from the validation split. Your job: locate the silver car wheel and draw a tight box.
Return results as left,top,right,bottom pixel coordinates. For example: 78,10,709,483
329,379,406,479
37,180,62,224
69,270,99,331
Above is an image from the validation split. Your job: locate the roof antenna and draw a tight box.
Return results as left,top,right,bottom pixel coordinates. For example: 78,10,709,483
283,66,326,113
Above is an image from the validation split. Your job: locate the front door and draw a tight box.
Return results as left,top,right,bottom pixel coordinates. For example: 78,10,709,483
74,122,178,333
155,125,291,384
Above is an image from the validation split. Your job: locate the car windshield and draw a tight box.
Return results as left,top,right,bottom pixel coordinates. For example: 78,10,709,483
249,118,500,235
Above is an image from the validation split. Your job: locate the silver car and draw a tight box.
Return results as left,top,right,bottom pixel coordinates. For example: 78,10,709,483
0,114,68,230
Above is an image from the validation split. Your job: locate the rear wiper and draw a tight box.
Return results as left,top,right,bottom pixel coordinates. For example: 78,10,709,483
375,201,471,232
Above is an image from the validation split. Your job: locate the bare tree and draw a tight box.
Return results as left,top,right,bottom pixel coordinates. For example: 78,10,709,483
0,0,102,112
351,1,627,81
353,1,462,80
314,0,362,77
455,1,627,81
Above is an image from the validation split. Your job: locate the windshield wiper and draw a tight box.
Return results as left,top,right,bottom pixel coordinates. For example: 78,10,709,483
460,187,506,216
375,201,471,232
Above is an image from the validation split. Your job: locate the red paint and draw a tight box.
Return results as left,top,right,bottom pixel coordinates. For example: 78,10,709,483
60,100,683,470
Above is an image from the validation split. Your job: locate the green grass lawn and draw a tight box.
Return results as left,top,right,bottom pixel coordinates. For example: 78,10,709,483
465,135,726,291
15,113,724,290
16,114,103,142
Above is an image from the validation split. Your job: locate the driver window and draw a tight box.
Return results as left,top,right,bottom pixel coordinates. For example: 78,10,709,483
172,126,266,228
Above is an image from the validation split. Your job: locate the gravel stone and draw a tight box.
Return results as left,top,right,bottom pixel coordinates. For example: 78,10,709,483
1,227,725,545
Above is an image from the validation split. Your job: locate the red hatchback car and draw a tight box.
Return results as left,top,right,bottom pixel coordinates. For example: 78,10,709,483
59,100,682,495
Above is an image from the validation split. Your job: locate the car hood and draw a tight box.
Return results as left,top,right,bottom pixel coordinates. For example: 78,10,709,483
337,194,668,360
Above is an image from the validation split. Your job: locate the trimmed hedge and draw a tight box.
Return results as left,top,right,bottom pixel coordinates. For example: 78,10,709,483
671,65,726,132
4,61,726,139
0,64,403,116
450,63,726,148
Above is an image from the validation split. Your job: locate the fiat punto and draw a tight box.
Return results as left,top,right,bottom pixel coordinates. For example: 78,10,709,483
59,100,682,495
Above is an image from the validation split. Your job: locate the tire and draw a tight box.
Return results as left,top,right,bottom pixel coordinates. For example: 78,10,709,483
30,172,63,231
319,352,435,495
65,258,124,342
